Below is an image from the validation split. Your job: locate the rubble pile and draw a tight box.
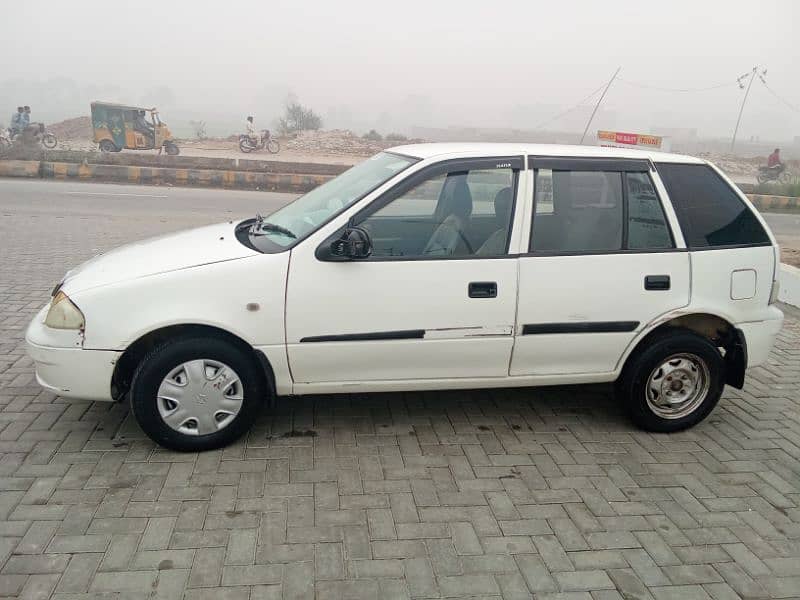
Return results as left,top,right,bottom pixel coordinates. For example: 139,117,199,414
48,116,92,140
698,153,799,178
285,129,411,156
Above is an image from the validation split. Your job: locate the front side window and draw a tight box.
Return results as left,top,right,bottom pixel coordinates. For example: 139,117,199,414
356,165,516,258
248,152,416,252
656,163,769,248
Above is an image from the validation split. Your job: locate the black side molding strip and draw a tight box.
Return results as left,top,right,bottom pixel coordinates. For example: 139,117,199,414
300,329,425,343
522,321,639,335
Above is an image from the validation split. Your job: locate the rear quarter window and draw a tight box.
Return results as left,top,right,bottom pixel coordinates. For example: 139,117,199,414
656,163,770,248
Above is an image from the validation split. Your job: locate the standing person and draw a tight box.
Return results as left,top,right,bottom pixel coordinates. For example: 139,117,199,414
245,116,259,147
21,106,31,129
9,107,23,135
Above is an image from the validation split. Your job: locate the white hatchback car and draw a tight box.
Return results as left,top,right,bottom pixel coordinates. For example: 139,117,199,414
26,144,784,450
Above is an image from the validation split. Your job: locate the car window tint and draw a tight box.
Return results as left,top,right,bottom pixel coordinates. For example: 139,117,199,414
467,169,513,215
626,172,673,250
368,173,446,218
359,167,515,258
532,170,623,252
656,163,769,248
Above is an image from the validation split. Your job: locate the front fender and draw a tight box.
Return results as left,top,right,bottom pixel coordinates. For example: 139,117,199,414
72,253,289,351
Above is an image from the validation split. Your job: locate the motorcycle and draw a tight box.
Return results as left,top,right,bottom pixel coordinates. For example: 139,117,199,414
0,130,11,154
8,123,58,149
757,164,789,185
239,129,280,154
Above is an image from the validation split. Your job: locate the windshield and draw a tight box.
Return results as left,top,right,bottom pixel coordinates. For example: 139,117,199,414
249,152,416,251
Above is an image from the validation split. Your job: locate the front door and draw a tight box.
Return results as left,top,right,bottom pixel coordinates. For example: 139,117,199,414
511,158,690,376
286,157,523,385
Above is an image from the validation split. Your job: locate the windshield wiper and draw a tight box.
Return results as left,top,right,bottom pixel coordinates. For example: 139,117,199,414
249,214,297,239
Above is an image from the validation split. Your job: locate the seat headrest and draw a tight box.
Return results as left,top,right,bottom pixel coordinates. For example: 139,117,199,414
437,176,473,220
494,187,512,223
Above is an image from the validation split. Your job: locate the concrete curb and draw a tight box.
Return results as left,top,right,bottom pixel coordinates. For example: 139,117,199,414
4,148,350,176
2,157,799,203
779,263,800,308
747,194,800,213
0,160,41,178
36,161,333,193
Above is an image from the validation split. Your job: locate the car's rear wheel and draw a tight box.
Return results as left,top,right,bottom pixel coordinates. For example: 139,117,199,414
618,329,724,432
130,336,265,451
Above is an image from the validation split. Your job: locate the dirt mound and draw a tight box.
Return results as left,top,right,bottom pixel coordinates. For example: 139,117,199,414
285,129,412,156
48,116,92,140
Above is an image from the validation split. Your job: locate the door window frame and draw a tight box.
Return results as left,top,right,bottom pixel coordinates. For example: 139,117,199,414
316,156,524,262
526,156,678,256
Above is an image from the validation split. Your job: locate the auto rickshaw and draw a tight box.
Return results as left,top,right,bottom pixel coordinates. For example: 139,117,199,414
91,101,180,155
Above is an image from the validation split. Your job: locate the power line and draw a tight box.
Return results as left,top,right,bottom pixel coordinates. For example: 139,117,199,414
532,82,607,130
760,80,800,114
617,78,738,93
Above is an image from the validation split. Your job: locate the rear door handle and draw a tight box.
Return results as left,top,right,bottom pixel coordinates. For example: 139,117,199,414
645,275,670,290
468,281,497,298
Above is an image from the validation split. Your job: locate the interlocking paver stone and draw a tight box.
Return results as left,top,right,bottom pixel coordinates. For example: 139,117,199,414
1,185,799,599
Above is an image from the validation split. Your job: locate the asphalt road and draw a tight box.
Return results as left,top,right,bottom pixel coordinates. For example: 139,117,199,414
0,177,797,250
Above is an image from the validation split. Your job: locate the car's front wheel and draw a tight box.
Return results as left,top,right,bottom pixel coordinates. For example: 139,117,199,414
130,336,265,451
618,329,724,432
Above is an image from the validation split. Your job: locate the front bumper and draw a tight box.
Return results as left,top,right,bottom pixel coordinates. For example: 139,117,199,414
25,304,119,401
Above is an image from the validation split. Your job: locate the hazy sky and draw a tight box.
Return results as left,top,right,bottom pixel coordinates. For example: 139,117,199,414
3,0,799,140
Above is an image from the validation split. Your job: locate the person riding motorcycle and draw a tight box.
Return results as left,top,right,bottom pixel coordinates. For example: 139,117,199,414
245,116,259,147
767,148,784,173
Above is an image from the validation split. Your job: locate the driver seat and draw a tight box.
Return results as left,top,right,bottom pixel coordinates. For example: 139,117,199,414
423,176,473,256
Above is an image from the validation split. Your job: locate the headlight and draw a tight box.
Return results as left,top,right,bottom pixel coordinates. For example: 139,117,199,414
44,291,85,330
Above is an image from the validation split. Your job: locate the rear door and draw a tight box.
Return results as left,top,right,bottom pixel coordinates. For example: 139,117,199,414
511,157,690,376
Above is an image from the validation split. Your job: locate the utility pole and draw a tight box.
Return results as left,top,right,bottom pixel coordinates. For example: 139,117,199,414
731,66,766,153
580,67,620,145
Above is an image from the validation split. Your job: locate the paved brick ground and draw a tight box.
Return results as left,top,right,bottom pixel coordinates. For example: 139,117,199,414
1,180,800,599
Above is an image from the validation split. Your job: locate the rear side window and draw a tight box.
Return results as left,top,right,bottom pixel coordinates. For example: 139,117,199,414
532,169,623,253
656,163,769,248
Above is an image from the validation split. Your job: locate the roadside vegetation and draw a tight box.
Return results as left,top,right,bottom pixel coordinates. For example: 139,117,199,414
754,176,800,197
279,99,323,135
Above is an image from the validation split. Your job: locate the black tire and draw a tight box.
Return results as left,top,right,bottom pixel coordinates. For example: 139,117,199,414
99,139,118,153
164,142,180,156
130,336,267,451
239,138,253,153
266,139,280,154
617,328,724,432
42,133,57,149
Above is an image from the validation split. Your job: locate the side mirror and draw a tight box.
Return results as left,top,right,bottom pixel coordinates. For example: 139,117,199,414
317,225,372,261
332,226,372,259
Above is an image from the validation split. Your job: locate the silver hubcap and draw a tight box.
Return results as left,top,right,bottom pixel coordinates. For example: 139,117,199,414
645,353,710,419
156,360,244,436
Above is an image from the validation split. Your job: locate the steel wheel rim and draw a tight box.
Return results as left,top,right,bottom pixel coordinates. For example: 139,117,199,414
645,353,710,420
156,359,244,436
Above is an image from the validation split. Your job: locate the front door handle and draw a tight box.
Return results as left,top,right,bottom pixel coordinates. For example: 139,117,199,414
645,275,670,290
469,281,497,298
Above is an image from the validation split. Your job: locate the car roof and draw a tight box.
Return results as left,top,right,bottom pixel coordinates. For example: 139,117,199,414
387,142,705,165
